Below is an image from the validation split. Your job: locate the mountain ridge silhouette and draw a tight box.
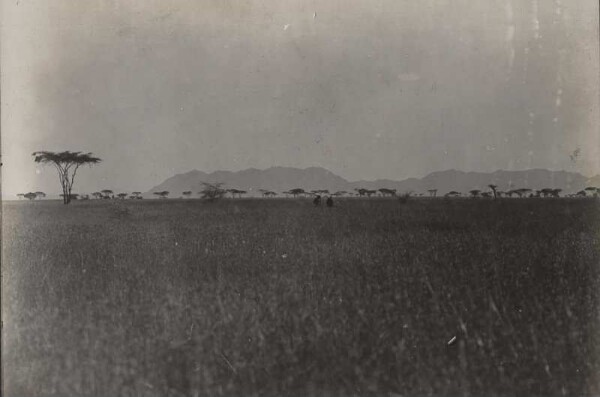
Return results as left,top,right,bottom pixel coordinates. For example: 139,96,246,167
148,167,600,196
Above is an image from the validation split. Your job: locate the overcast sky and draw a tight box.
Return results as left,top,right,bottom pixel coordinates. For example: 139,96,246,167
2,0,599,196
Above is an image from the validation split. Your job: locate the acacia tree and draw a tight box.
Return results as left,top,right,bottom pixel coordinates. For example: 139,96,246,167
153,191,170,199
355,188,367,197
289,188,305,198
584,187,598,197
259,189,276,198
24,192,37,200
228,189,247,198
199,183,226,201
33,151,101,204
378,188,397,197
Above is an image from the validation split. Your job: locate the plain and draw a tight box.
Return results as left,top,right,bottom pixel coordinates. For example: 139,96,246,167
2,198,599,396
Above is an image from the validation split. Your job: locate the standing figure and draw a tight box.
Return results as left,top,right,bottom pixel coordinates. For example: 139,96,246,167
313,195,321,206
326,196,333,207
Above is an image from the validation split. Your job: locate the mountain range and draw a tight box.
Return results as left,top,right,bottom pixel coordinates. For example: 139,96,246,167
148,167,600,197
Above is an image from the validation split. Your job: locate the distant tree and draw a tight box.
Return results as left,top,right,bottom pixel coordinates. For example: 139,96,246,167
508,188,530,198
428,189,438,197
539,188,554,198
117,193,128,200
469,189,481,198
365,189,377,197
354,188,367,197
332,190,347,197
445,191,461,197
199,183,226,201
378,188,397,197
584,187,598,197
576,190,587,197
488,184,498,199
481,192,492,198
131,192,143,200
17,193,25,200
153,191,170,199
32,151,101,204
225,188,246,198
92,192,103,199
24,192,37,200
101,189,114,199
309,189,329,197
80,194,90,200
182,191,192,198
517,188,532,197
551,188,562,198
289,188,305,198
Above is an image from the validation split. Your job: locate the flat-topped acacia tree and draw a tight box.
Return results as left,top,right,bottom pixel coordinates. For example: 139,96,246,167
33,151,101,204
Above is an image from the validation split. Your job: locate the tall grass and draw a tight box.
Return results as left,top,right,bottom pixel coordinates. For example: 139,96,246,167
2,198,599,396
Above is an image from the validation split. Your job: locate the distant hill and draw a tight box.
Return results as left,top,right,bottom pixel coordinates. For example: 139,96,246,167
147,167,349,197
147,167,600,197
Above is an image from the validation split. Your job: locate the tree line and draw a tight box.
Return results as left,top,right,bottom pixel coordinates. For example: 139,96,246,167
26,151,600,204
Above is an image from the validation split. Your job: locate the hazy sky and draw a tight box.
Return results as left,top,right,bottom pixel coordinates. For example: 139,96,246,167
2,0,599,196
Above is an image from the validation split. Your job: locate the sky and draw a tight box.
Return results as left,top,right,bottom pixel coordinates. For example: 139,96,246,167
2,0,599,197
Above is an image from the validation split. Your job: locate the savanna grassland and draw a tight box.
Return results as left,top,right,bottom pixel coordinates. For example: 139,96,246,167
2,198,599,397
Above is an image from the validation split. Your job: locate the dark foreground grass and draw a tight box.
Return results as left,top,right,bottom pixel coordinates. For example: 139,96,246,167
2,198,599,396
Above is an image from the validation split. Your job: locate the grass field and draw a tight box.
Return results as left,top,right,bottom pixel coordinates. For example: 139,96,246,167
2,198,599,396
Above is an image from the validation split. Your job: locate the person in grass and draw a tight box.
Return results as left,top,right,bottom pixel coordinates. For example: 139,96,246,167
313,195,321,206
